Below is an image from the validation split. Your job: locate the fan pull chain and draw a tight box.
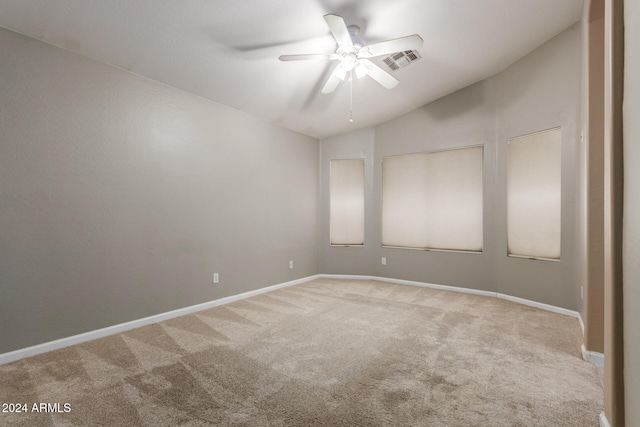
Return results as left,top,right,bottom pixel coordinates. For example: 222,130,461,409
349,70,354,123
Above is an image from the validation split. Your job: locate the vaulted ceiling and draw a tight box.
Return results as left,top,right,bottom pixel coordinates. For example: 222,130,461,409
0,0,583,139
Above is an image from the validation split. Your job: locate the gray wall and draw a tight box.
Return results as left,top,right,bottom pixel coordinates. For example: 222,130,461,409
493,23,582,309
624,0,640,421
0,28,319,354
0,22,587,356
373,78,498,292
321,24,583,310
319,128,376,275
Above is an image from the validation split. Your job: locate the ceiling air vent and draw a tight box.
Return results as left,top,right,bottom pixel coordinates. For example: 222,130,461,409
382,50,421,71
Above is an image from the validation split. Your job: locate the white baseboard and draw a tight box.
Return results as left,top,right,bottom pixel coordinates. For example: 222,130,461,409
600,412,611,427
578,312,585,336
582,344,605,367
321,274,578,318
319,274,497,298
0,275,320,366
577,313,605,368
496,293,580,319
0,273,590,367
377,276,497,298
320,274,377,281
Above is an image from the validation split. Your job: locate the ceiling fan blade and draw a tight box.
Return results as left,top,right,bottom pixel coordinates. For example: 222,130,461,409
358,59,399,89
359,35,423,58
321,64,346,94
279,53,340,61
324,14,353,48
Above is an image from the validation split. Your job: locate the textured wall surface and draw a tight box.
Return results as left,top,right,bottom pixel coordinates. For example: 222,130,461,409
321,24,583,310
0,28,319,354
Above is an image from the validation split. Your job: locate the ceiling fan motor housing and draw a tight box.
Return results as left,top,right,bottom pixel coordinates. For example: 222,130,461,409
279,14,423,93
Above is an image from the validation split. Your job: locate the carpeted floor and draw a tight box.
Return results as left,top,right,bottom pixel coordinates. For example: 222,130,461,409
0,278,603,426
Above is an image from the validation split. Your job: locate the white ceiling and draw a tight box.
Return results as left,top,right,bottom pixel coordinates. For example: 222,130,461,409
0,0,583,139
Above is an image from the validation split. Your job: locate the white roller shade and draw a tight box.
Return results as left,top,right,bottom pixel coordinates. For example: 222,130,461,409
382,146,483,251
507,128,561,259
330,159,365,245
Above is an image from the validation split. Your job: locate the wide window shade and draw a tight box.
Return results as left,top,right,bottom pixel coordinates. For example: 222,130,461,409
330,159,365,245
382,146,483,251
507,128,561,259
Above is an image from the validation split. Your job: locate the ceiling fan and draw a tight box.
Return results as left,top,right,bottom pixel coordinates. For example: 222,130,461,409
279,14,423,94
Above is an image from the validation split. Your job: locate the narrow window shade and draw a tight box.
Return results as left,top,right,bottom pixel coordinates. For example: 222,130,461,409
507,128,561,259
426,147,483,251
330,159,365,245
382,153,430,248
382,146,483,251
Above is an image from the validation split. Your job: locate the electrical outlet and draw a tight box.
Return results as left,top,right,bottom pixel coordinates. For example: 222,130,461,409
289,260,294,269
381,257,386,265
213,273,219,284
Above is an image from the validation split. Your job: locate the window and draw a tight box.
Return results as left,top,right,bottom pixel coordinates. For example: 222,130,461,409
507,127,561,260
382,146,483,251
330,159,365,246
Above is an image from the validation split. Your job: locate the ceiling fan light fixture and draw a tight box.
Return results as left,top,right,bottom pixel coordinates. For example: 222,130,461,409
354,63,367,79
335,66,347,81
340,53,357,71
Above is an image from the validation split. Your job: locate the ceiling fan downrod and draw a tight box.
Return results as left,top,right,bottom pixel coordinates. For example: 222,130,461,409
349,70,354,123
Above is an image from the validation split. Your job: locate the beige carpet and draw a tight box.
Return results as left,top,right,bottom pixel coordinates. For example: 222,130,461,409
0,278,603,426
